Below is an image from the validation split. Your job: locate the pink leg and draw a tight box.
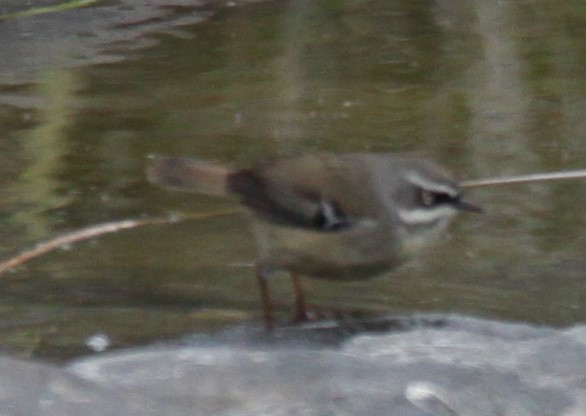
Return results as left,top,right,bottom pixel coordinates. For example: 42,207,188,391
255,264,275,330
291,272,309,323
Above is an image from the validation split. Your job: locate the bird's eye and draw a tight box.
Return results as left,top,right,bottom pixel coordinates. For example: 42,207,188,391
419,189,454,207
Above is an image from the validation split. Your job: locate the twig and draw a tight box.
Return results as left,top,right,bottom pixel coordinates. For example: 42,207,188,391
461,169,586,188
0,0,99,21
0,209,239,276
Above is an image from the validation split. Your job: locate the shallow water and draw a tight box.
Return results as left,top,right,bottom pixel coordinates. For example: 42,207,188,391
0,0,584,359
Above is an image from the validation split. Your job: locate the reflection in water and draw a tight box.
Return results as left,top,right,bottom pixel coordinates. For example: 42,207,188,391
0,0,583,359
12,70,80,239
467,0,544,268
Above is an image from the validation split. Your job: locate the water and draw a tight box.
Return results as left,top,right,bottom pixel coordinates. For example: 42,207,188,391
0,0,584,360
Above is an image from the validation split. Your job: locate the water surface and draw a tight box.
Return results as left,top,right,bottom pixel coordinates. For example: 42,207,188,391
0,0,584,359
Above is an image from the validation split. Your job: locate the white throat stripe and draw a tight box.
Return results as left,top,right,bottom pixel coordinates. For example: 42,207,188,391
398,207,456,225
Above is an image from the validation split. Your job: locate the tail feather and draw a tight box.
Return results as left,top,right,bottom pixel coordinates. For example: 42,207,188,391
147,155,231,196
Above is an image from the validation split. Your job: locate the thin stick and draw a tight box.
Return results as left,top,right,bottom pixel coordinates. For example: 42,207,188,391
0,209,239,276
461,169,586,188
0,0,99,21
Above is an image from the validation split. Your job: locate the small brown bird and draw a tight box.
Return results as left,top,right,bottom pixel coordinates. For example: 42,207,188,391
147,153,481,329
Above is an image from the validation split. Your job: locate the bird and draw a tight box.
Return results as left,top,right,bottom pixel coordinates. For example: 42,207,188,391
147,153,481,329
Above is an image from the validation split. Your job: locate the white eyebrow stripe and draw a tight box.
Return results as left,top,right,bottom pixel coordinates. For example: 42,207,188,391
406,171,458,197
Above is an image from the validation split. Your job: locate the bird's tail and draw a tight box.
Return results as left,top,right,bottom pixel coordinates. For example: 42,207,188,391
147,155,231,196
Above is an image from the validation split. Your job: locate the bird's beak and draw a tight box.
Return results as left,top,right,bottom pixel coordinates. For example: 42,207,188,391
455,199,483,213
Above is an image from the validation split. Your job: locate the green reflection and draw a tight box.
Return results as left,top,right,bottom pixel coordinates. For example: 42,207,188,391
0,0,99,21
13,70,81,239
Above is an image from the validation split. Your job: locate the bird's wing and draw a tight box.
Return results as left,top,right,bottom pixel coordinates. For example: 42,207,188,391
227,154,377,232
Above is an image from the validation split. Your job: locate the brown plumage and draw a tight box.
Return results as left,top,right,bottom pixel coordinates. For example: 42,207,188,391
148,153,480,328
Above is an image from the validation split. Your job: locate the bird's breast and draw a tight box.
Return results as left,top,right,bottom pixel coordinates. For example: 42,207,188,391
251,218,405,281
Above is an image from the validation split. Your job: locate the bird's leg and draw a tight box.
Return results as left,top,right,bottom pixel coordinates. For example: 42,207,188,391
291,272,309,323
255,264,275,330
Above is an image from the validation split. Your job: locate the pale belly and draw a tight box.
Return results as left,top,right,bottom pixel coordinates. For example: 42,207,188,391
251,220,405,281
